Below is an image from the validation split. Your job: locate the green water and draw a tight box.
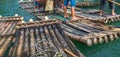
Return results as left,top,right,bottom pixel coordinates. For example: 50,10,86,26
0,0,120,57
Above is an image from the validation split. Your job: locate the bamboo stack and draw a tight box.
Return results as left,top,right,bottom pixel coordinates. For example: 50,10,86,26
13,20,84,57
61,19,120,46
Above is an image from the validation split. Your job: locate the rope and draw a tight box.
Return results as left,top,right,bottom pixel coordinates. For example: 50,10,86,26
31,38,67,57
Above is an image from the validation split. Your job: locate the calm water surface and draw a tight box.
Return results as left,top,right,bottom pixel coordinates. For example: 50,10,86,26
0,0,120,57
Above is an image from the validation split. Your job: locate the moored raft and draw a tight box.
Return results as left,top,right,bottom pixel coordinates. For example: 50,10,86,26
57,8,120,23
12,20,84,57
0,15,23,36
61,19,120,46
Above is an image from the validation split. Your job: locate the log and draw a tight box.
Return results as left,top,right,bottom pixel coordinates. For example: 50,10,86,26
29,28,36,56
15,29,25,57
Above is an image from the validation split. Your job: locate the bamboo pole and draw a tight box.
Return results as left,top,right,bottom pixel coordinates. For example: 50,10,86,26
15,29,24,57
108,0,120,6
29,28,36,57
23,28,30,57
64,49,78,57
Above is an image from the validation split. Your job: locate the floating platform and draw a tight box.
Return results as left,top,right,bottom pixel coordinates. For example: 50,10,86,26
61,19,120,46
0,16,23,36
12,20,84,57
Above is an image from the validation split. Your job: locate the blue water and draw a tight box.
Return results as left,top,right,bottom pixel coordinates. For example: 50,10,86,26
0,0,120,57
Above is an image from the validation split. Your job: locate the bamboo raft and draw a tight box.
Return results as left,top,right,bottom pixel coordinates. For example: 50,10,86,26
57,8,120,23
12,20,84,57
18,0,101,20
0,15,23,36
61,19,120,46
76,2,99,7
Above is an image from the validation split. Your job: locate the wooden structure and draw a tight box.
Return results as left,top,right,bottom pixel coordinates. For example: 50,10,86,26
0,16,23,57
12,20,84,57
61,19,120,46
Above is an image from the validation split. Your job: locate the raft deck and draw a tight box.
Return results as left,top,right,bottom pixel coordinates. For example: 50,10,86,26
12,20,84,57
